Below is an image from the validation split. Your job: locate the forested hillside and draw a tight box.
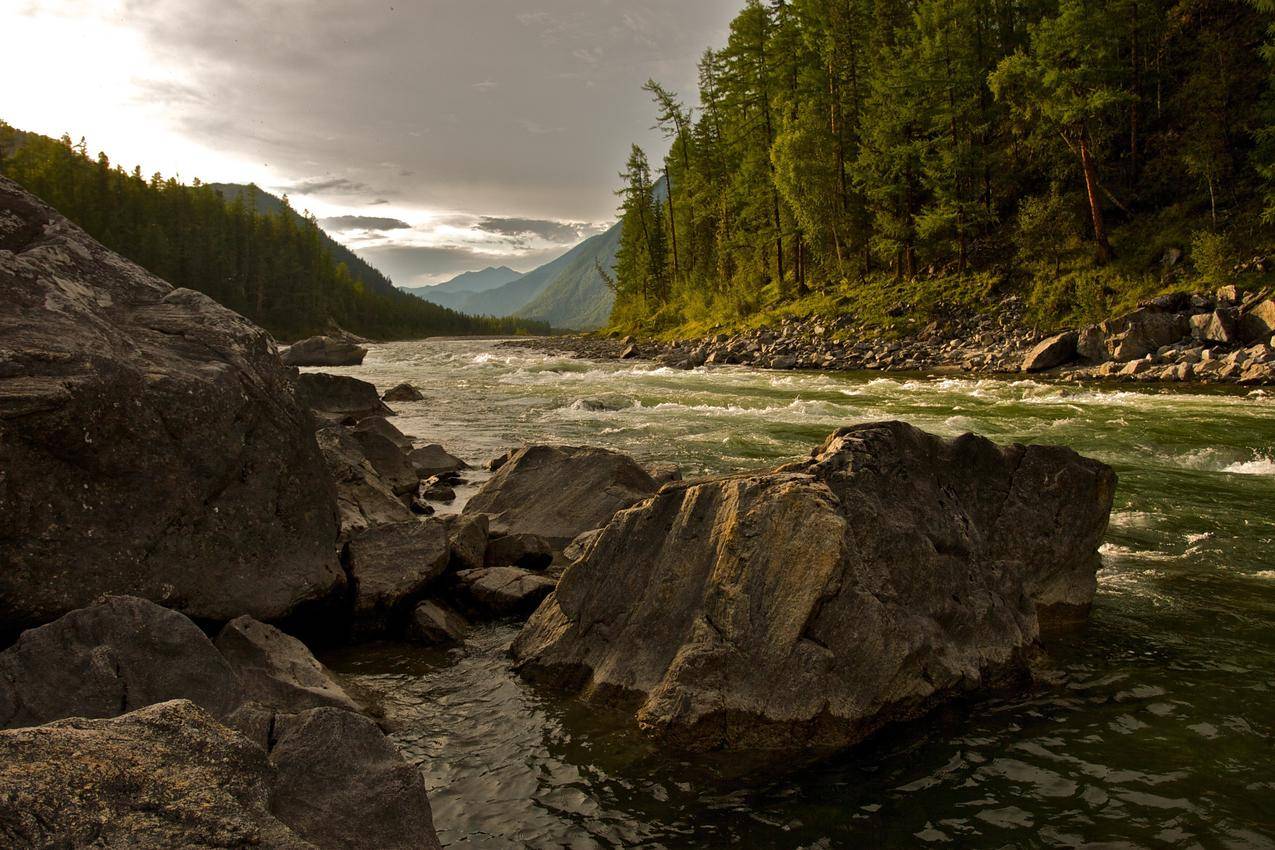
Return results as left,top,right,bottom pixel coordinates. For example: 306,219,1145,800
0,125,549,341
612,0,1275,335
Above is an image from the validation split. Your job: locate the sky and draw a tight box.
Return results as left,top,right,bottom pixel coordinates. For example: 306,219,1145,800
2,0,740,285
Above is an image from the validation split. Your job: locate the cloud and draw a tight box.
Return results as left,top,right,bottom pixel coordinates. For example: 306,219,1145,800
320,215,411,231
277,176,374,196
472,80,499,93
475,216,584,243
518,119,565,136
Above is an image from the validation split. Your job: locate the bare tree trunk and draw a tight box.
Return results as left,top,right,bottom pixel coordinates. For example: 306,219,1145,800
1078,134,1113,264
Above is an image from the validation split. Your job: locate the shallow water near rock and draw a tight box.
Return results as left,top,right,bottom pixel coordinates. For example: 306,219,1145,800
321,338,1275,849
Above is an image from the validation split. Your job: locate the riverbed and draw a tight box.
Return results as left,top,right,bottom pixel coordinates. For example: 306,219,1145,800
321,338,1275,849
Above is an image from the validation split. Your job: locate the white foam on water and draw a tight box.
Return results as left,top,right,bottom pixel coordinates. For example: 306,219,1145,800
1253,570,1275,580
1221,455,1275,476
1110,511,1157,529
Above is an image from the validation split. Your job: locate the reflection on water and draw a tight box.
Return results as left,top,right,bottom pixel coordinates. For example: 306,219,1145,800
320,339,1275,849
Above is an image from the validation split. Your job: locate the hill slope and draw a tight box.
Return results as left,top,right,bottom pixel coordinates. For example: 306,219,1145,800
515,222,621,330
403,266,525,312
0,125,550,340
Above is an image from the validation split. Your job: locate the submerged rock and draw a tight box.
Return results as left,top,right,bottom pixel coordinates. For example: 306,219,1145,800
513,421,1115,756
410,443,468,478
408,599,471,645
0,178,343,635
0,700,316,850
464,444,659,549
382,381,425,403
281,335,368,367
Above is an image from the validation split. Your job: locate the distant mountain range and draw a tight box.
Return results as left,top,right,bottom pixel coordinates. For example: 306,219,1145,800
405,222,620,330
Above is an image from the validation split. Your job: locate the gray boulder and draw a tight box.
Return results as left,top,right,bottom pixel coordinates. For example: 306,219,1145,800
215,616,360,714
1021,331,1078,372
1190,309,1239,344
316,425,414,539
410,443,468,478
281,335,368,367
1241,299,1275,343
382,382,425,402
455,567,556,617
0,178,343,635
296,371,393,422
408,599,470,645
355,415,415,450
352,428,421,496
1078,307,1190,362
0,596,242,729
269,707,442,850
0,700,316,850
345,520,451,631
485,532,554,570
513,421,1115,756
463,444,660,549
448,513,490,570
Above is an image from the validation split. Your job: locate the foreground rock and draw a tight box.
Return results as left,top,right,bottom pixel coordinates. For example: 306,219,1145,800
0,178,343,636
316,425,414,538
0,701,316,850
281,335,368,367
344,520,451,634
455,567,556,617
464,444,660,549
296,371,394,423
269,707,442,850
409,599,471,644
0,596,241,728
215,616,361,714
514,421,1115,756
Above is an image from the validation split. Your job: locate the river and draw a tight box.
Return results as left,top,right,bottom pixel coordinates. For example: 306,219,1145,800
319,338,1275,849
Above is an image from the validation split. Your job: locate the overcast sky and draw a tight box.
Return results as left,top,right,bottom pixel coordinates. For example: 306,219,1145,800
3,0,740,285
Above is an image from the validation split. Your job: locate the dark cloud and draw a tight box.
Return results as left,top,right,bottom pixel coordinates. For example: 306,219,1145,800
321,215,411,231
476,217,585,243
112,0,740,220
356,242,570,286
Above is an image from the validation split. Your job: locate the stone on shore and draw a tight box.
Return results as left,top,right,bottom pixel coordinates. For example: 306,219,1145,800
513,421,1115,756
214,616,361,714
296,371,394,423
0,596,242,729
1078,307,1191,362
485,532,554,570
448,513,490,570
382,381,425,402
463,444,660,549
1190,309,1239,344
355,415,415,451
0,178,343,635
281,335,368,367
344,520,451,632
269,707,443,850
455,567,556,617
410,443,469,478
352,428,421,496
408,599,471,645
1241,299,1275,343
316,425,414,538
1021,331,1078,372
0,700,316,850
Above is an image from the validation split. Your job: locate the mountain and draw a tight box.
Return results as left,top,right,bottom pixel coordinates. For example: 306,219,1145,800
402,266,524,312
207,183,398,298
515,223,621,330
402,223,621,329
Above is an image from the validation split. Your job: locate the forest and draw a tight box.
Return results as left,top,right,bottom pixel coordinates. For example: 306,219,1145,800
0,125,550,341
611,0,1275,335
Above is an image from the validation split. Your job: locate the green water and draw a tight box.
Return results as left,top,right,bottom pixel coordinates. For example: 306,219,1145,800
321,339,1275,849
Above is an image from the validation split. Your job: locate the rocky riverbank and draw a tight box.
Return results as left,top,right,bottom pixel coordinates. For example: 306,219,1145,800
506,287,1275,387
2,175,1121,846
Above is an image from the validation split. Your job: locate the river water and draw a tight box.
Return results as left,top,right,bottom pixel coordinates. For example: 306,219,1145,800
321,338,1275,849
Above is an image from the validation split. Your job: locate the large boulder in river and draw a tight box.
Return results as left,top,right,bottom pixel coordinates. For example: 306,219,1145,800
316,424,414,538
214,616,361,714
0,178,344,635
0,596,242,728
296,371,393,422
0,700,316,850
513,421,1115,756
281,335,368,367
269,707,443,850
464,444,660,549
344,519,451,633
410,443,468,478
